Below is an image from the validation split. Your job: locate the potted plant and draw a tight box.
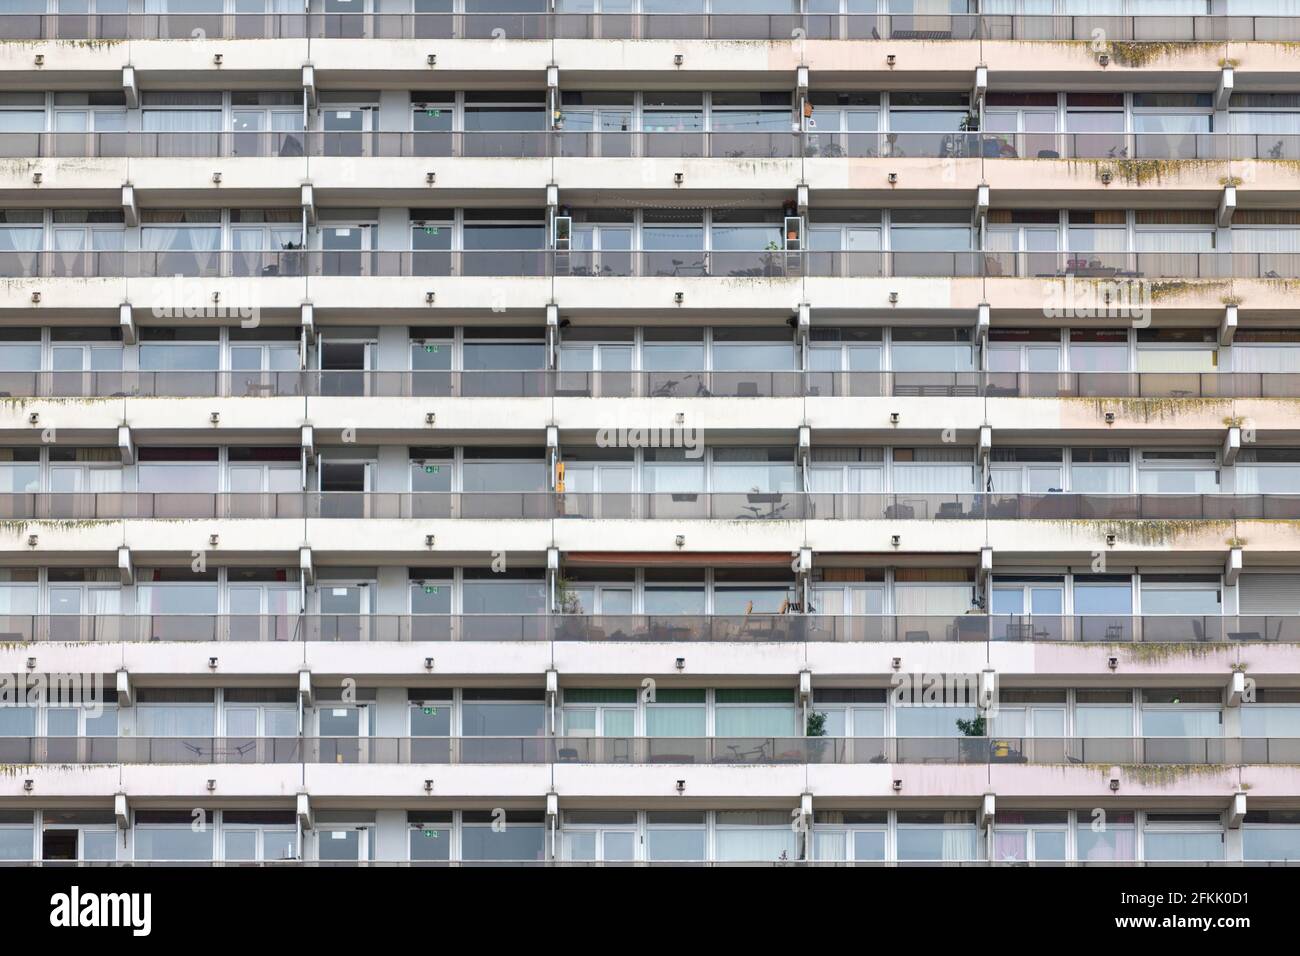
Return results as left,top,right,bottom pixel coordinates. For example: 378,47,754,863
806,710,829,763
553,578,587,640
955,715,987,763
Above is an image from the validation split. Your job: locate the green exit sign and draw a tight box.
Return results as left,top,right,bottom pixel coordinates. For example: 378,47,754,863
422,829,440,838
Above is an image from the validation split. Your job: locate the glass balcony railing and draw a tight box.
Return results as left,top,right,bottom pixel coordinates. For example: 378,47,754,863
3,250,1296,280
6,130,1295,162
0,859,1290,867
3,13,1297,43
2,368,1300,400
2,613,1297,644
1,491,1297,521
2,735,1294,766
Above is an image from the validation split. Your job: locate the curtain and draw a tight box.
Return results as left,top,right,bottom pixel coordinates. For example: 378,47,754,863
941,827,977,862
1231,113,1300,134
87,588,121,616
0,228,41,252
714,706,799,736
642,462,704,493
1135,348,1216,372
646,706,706,737
814,831,846,861
1134,229,1214,252
136,705,215,736
142,226,221,252
993,831,1027,861
893,464,975,493
715,828,799,862
1144,831,1222,861
895,584,973,615
1234,344,1300,372
1233,228,1300,253
1078,826,1135,861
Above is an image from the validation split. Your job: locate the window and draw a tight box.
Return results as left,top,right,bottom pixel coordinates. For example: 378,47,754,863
1075,809,1135,862
896,811,980,862
714,689,799,737
714,810,800,862
1140,577,1220,615
0,813,34,862
1136,450,1219,493
988,448,1063,494
1071,448,1129,493
461,448,547,492
1141,690,1222,737
813,811,887,862
646,688,706,737
711,328,797,371
1069,330,1129,372
461,810,545,863
1075,690,1134,738
1243,811,1300,862
460,689,546,737
992,811,1068,862
561,811,636,863
1235,449,1300,494
891,327,975,372
134,810,214,862
710,447,798,494
222,811,298,863
135,689,216,736
892,447,976,493
645,811,705,862
139,329,220,371
0,448,38,493
408,812,452,863
461,572,546,615
561,688,636,737
1136,329,1217,372
1143,813,1223,862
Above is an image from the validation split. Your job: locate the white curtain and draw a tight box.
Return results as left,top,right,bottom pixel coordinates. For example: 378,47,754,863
715,828,799,862
895,584,973,614
1233,229,1300,253
1234,344,1300,372
1134,229,1214,252
0,228,41,252
142,110,221,132
136,705,215,736
1231,113,1300,135
142,226,221,252
87,588,122,616
893,463,975,493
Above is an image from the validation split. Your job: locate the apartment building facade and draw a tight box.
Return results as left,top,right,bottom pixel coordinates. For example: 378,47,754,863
2,0,1300,868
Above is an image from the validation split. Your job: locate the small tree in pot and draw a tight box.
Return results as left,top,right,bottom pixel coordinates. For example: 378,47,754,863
955,715,987,764
806,711,829,763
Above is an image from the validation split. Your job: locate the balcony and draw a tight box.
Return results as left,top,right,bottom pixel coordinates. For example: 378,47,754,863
2,613,1297,644
4,12,1298,43
3,369,1300,400
7,131,1297,162
1,491,1298,522
5,250,1296,281
3,735,1295,766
